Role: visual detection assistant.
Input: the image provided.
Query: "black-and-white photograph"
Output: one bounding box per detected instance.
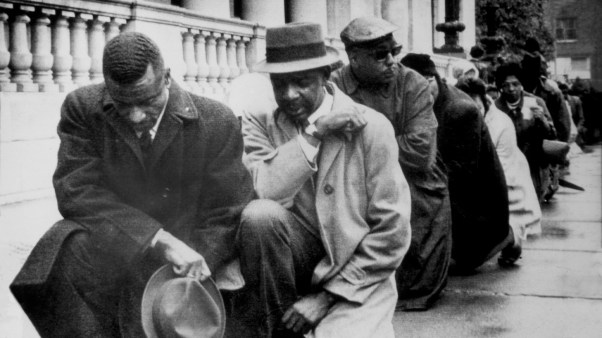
[0,0,600,337]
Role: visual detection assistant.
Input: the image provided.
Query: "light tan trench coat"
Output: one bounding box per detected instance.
[241,83,412,338]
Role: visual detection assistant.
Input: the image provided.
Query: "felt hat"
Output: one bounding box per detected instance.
[141,265,226,338]
[340,17,398,47]
[254,22,339,73]
[400,53,439,77]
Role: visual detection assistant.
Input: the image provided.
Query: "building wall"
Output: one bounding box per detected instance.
[546,0,602,89]
[0,0,476,205]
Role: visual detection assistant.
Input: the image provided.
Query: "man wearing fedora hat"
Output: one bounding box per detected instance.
[331,17,452,311]
[233,22,411,338]
[10,32,254,337]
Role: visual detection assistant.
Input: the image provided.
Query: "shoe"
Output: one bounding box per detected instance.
[483,227,514,263]
[498,241,522,267]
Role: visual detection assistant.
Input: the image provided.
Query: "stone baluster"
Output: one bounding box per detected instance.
[182,29,199,93]
[194,32,210,95]
[88,15,105,83]
[104,17,121,42]
[52,12,73,91]
[0,12,15,91]
[227,36,239,82]
[216,34,229,94]
[70,13,91,86]
[32,11,57,91]
[205,32,220,97]
[236,38,249,75]
[10,11,37,92]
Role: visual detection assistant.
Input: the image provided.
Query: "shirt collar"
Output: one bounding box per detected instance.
[146,94,169,139]
[307,88,334,125]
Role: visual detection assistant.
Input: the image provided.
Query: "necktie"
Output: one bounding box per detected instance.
[139,130,153,165]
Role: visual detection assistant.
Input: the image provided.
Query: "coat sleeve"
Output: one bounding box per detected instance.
[241,109,315,208]
[396,71,438,174]
[192,103,256,270]
[53,90,163,264]
[535,97,556,140]
[323,114,411,304]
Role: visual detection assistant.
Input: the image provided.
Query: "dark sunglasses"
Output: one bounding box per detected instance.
[365,45,403,61]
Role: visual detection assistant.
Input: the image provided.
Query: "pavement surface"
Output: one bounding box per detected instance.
[0,144,600,338]
[394,144,602,338]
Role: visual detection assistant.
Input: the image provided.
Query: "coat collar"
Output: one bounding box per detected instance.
[336,65,360,95]
[103,82,198,170]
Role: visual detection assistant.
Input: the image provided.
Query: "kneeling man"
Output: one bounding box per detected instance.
[231,22,411,338]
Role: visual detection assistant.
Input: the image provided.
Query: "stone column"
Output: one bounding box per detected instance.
[52,12,73,91]
[241,0,285,27]
[88,16,105,83]
[10,12,37,92]
[216,34,229,94]
[205,32,220,97]
[32,11,57,91]
[236,38,248,75]
[181,0,230,18]
[194,32,210,95]
[70,13,91,86]
[382,0,409,50]
[0,12,16,91]
[227,37,239,82]
[288,0,328,33]
[104,17,121,42]
[182,29,199,93]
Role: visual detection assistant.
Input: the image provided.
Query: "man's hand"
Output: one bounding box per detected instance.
[282,291,338,334]
[153,230,211,281]
[530,106,545,121]
[314,106,367,137]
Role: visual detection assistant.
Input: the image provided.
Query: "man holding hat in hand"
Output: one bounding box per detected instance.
[235,22,411,337]
[331,17,452,311]
[11,32,253,337]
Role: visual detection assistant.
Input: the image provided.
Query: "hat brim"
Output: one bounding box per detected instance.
[254,46,340,74]
[141,265,226,338]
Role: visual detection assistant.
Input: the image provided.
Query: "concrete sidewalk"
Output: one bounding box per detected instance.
[394,144,602,337]
[0,145,600,337]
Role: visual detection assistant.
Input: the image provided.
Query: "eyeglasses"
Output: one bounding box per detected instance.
[365,45,403,61]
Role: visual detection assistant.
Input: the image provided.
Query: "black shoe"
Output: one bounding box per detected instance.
[498,242,522,267]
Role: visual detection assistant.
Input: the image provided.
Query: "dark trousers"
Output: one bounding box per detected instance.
[225,199,325,338]
[38,231,160,337]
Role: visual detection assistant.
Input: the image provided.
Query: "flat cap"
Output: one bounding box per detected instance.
[340,17,398,47]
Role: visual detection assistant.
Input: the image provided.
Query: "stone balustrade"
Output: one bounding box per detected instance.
[0,0,265,100]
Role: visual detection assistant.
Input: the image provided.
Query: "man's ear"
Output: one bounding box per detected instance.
[164,68,171,87]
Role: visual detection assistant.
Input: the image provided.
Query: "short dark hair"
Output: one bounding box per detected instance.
[494,62,523,89]
[455,77,490,113]
[400,53,439,77]
[103,32,165,84]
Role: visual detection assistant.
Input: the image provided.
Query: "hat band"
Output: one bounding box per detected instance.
[266,42,326,63]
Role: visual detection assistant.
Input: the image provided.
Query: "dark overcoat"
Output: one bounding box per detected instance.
[435,83,510,268]
[10,82,254,336]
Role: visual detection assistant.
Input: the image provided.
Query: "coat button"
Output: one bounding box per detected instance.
[323,184,334,195]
